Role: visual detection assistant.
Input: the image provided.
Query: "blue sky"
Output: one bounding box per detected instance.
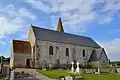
[0,0,120,61]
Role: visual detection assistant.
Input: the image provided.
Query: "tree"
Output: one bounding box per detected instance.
[117,62,120,66]
[0,56,5,63]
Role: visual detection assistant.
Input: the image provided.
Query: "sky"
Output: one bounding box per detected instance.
[0,0,120,61]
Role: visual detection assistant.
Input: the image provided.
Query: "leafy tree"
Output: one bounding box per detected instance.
[0,56,5,63]
[117,62,120,66]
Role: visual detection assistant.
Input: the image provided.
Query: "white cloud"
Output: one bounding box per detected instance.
[101,0,120,12]
[24,0,120,32]
[98,38,120,60]
[19,33,28,40]
[98,38,120,58]
[24,0,97,32]
[25,0,51,13]
[0,4,36,39]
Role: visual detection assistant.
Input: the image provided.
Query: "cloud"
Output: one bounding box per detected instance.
[98,38,120,60]
[0,4,36,39]
[24,0,120,33]
[0,40,6,46]
[24,0,97,32]
[19,33,28,40]
[24,0,52,13]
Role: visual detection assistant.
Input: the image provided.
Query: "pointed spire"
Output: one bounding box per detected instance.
[56,17,64,32]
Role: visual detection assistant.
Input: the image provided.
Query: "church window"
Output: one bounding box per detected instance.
[66,48,69,56]
[49,46,53,55]
[83,50,85,57]
[36,44,39,48]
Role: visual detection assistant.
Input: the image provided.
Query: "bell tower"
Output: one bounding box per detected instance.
[56,17,64,32]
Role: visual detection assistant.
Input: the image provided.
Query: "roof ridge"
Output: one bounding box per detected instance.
[31,25,101,48]
[31,25,90,39]
[13,39,29,43]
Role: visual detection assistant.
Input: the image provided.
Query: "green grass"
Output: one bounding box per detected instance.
[38,69,120,80]
[100,68,110,73]
[0,74,3,80]
[82,74,120,80]
[38,69,80,79]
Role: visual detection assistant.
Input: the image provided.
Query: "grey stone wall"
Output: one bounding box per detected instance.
[35,40,96,68]
[14,53,31,68]
[99,51,109,67]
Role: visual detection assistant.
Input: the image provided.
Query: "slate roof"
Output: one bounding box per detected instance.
[32,26,101,48]
[13,40,31,53]
[88,48,104,62]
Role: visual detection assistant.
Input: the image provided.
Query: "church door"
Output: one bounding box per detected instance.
[26,59,30,68]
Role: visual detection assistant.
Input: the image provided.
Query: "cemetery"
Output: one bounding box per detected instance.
[1,55,120,80]
[37,61,120,80]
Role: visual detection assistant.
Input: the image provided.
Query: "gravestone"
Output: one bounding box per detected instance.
[49,63,52,69]
[116,68,120,73]
[76,62,80,74]
[97,68,100,74]
[42,61,47,70]
[71,61,74,73]
[59,76,65,80]
[10,70,15,80]
[95,68,100,74]
[65,76,73,80]
[74,76,84,80]
[0,64,1,72]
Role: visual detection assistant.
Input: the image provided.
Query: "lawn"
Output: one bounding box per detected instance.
[38,69,120,80]
[82,74,120,80]
[38,69,80,79]
[0,74,3,80]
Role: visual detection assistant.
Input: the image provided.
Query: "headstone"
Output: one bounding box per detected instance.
[10,70,15,80]
[49,63,52,69]
[74,76,84,80]
[115,64,118,67]
[98,68,100,74]
[42,61,46,70]
[71,61,74,73]
[59,76,65,80]
[65,76,73,80]
[76,62,80,74]
[117,68,120,73]
[0,64,1,72]
[95,68,100,74]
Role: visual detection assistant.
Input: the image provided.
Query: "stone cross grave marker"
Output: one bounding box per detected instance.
[71,61,74,73]
[76,61,80,74]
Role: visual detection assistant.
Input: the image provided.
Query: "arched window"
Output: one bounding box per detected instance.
[66,48,69,56]
[72,48,76,60]
[83,50,85,57]
[49,46,53,55]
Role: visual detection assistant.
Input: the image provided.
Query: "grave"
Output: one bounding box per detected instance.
[71,61,74,73]
[75,62,80,74]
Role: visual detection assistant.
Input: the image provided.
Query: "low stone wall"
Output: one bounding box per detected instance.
[58,76,84,80]
[10,70,39,80]
[116,68,120,73]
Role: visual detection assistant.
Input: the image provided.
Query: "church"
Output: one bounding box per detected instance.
[10,18,109,69]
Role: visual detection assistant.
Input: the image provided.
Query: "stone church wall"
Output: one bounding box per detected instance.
[14,53,31,68]
[35,40,96,68]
